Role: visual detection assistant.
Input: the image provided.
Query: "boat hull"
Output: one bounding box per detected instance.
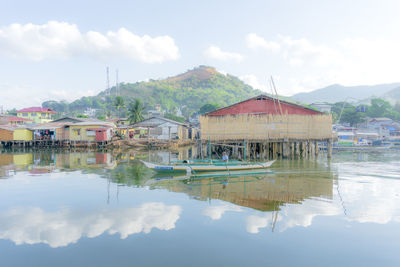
[141,160,275,173]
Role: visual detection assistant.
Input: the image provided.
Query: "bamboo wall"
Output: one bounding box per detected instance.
[200,114,333,141]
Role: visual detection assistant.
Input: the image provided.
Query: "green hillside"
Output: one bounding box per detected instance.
[43,66,262,117]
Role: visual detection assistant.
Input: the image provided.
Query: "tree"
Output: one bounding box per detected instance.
[340,107,365,126]
[367,98,391,118]
[7,108,17,116]
[199,103,220,114]
[127,99,145,124]
[113,96,125,118]
[164,113,185,123]
[77,114,89,118]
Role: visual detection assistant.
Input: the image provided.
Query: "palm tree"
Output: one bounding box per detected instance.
[113,96,125,118]
[128,99,145,124]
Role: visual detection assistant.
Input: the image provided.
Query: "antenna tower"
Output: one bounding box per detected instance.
[106,66,110,95]
[116,69,119,96]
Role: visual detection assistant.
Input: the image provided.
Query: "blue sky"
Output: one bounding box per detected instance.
[1,0,400,109]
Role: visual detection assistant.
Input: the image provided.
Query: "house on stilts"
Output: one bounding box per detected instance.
[200,95,333,159]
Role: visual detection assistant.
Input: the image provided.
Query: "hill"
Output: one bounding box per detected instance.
[43,66,263,117]
[291,83,400,104]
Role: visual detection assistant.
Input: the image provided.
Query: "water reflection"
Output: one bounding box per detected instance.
[150,160,336,212]
[0,203,181,248]
[1,149,400,240]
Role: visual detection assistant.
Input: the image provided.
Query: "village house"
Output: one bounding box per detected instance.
[13,128,33,141]
[0,126,14,141]
[200,95,333,159]
[0,115,33,126]
[131,117,192,140]
[16,107,57,124]
[68,121,115,142]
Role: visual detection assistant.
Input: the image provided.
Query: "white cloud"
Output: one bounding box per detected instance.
[239,74,268,91]
[202,204,242,220]
[247,33,400,95]
[0,202,181,248]
[204,45,243,62]
[0,21,180,63]
[0,83,98,109]
[246,33,280,52]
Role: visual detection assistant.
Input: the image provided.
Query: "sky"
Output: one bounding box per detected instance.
[1,0,400,109]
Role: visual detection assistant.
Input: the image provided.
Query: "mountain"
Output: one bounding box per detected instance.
[291,83,400,104]
[381,87,400,104]
[43,66,263,117]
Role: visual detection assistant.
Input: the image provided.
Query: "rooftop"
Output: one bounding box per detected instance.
[16,107,57,113]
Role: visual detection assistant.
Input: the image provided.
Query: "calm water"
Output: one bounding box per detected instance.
[0,149,400,266]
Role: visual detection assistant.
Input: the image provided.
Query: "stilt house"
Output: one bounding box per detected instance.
[200,95,333,159]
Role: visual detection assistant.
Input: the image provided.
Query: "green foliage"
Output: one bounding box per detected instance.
[331,98,400,125]
[41,66,262,118]
[199,103,220,114]
[340,106,366,126]
[164,113,185,123]
[367,98,393,118]
[77,114,89,118]
[113,96,125,117]
[97,115,106,121]
[128,99,145,124]
[7,108,17,116]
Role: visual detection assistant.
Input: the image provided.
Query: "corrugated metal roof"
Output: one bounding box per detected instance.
[72,121,115,127]
[16,107,57,113]
[131,116,187,128]
[205,94,322,116]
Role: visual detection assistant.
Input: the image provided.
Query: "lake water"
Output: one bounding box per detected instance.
[0,149,400,266]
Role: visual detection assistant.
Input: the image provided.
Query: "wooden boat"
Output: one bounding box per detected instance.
[140,160,275,174]
[144,169,274,186]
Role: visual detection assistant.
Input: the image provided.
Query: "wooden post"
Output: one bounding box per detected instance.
[315,141,319,156]
[327,139,333,158]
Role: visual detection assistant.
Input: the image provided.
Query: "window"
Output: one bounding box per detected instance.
[31,113,36,117]
[22,113,28,117]
[74,129,81,136]
[86,130,95,136]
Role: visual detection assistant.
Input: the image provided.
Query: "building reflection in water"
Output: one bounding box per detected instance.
[149,159,337,212]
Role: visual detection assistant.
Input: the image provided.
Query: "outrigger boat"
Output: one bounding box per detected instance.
[140,159,275,174]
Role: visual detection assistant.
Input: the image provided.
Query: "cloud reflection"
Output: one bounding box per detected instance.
[202,204,243,220]
[246,199,342,234]
[0,202,181,248]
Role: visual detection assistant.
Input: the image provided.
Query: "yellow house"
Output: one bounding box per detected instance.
[16,107,57,124]
[13,129,33,141]
[69,122,114,141]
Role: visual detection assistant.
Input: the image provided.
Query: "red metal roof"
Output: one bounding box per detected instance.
[6,116,33,122]
[16,107,57,113]
[206,95,322,116]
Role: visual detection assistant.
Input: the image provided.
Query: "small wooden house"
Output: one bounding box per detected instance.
[131,117,189,140]
[16,107,57,124]
[69,121,114,142]
[0,126,14,141]
[13,128,33,141]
